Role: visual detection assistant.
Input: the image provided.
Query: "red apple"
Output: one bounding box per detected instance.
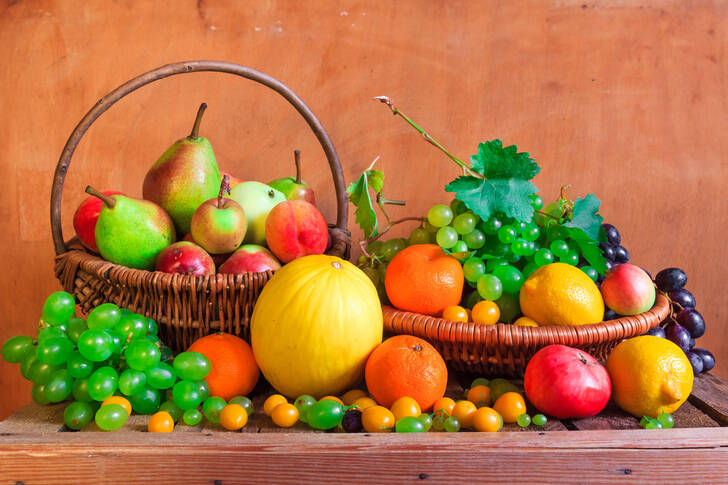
[524,344,611,419]
[182,233,232,268]
[601,263,656,315]
[154,241,215,276]
[265,200,328,263]
[73,190,123,252]
[218,244,281,274]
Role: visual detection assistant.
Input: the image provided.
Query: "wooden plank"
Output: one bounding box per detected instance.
[0,403,66,434]
[565,401,641,431]
[672,400,720,428]
[690,373,728,426]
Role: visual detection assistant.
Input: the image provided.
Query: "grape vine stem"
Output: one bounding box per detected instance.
[360,216,425,258]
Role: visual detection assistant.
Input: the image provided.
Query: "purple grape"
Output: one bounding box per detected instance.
[685,351,704,374]
[693,348,715,372]
[688,337,695,350]
[614,245,630,263]
[668,289,696,311]
[599,242,616,261]
[602,223,621,246]
[655,268,687,292]
[676,309,705,338]
[645,327,666,338]
[665,324,691,352]
[603,309,619,321]
[341,409,363,433]
[605,260,616,271]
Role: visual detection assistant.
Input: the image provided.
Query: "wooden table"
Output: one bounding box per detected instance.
[2,373,728,484]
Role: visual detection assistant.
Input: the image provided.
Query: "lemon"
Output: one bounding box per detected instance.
[519,262,604,326]
[606,335,693,418]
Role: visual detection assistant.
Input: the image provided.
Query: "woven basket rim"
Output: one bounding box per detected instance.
[382,293,670,345]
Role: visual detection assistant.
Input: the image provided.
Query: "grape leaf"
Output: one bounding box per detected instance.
[445,140,540,223]
[567,227,607,275]
[346,169,384,238]
[564,194,603,241]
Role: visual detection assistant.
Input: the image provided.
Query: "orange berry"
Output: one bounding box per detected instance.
[390,396,421,421]
[451,400,478,428]
[472,407,503,432]
[264,394,287,416]
[148,411,174,433]
[361,405,395,433]
[442,305,468,323]
[341,389,368,406]
[102,396,132,416]
[320,395,344,405]
[271,403,299,428]
[514,316,539,327]
[466,385,491,408]
[493,392,527,423]
[432,397,456,416]
[220,403,248,430]
[472,300,500,325]
[352,397,378,410]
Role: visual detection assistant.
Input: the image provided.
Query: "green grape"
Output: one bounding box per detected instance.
[463,229,485,249]
[491,243,510,258]
[197,380,210,401]
[87,303,122,330]
[183,409,203,426]
[522,222,540,242]
[515,221,527,234]
[119,369,147,396]
[431,411,447,431]
[31,382,50,405]
[173,352,211,381]
[44,369,73,402]
[580,266,598,282]
[145,362,176,390]
[560,250,579,266]
[443,416,461,432]
[546,225,569,241]
[645,420,663,429]
[160,346,173,363]
[66,351,94,379]
[88,366,118,401]
[493,265,524,294]
[293,394,316,423]
[159,400,184,422]
[72,377,93,402]
[657,411,674,429]
[477,274,503,301]
[381,238,407,261]
[21,352,38,380]
[105,329,124,355]
[453,213,476,235]
[366,240,385,258]
[172,380,203,410]
[423,221,439,233]
[307,399,344,430]
[418,413,433,432]
[511,239,531,257]
[530,194,544,211]
[128,386,161,415]
[230,396,254,416]
[471,377,490,387]
[115,313,148,340]
[64,401,94,430]
[427,204,454,228]
[482,217,502,235]
[497,226,517,244]
[495,293,521,323]
[37,337,73,366]
[450,198,467,215]
[77,329,113,362]
[145,334,161,346]
[41,291,76,327]
[1,335,34,363]
[66,318,87,344]
[465,290,483,309]
[522,263,539,279]
[361,267,380,287]
[95,403,128,431]
[463,258,486,283]
[125,340,161,371]
[436,227,458,249]
[451,240,468,255]
[203,396,227,423]
[395,416,425,433]
[549,240,569,258]
[534,248,554,267]
[485,258,508,272]
[507,253,522,264]
[29,360,60,384]
[147,318,158,335]
[517,413,531,427]
[38,326,66,345]
[532,414,547,426]
[408,227,431,246]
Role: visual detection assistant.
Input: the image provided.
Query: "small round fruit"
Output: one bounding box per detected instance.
[203,396,227,423]
[148,411,175,432]
[395,416,425,433]
[489,378,520,402]
[532,414,548,426]
[95,403,128,431]
[361,405,395,433]
[341,409,364,432]
[341,389,368,406]
[451,400,477,428]
[493,392,527,423]
[390,396,421,421]
[229,396,254,416]
[443,416,461,432]
[471,377,489,388]
[432,397,456,416]
[264,394,288,416]
[307,399,344,430]
[220,404,248,430]
[64,401,94,430]
[271,403,299,428]
[471,300,500,325]
[418,413,433,431]
[101,396,132,416]
[183,409,203,426]
[514,316,539,327]
[320,395,344,405]
[352,397,377,410]
[517,413,531,427]
[471,407,503,432]
[466,385,491,408]
[442,305,468,323]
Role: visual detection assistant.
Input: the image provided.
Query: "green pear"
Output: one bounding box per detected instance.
[268,150,316,205]
[229,181,285,245]
[143,103,222,234]
[87,186,176,270]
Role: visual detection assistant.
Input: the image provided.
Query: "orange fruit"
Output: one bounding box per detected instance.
[472,407,503,432]
[390,396,421,421]
[432,397,456,416]
[361,405,395,433]
[451,400,477,428]
[188,332,259,401]
[466,385,491,408]
[341,389,368,405]
[385,244,464,316]
[365,335,448,411]
[320,396,344,405]
[102,396,132,416]
[352,397,377,410]
[514,316,539,327]
[442,305,468,322]
[493,392,527,423]
[220,404,248,430]
[472,301,500,325]
[264,394,288,416]
[148,411,174,433]
[271,403,299,428]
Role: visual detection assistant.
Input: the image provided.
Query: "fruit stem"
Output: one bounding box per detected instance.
[294,150,303,184]
[218,174,231,207]
[188,103,207,140]
[377,193,406,206]
[85,186,116,208]
[374,96,483,178]
[359,216,425,258]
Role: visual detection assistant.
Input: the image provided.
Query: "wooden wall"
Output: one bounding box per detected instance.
[1,0,726,419]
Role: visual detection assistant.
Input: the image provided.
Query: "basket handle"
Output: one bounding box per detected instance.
[50,60,348,255]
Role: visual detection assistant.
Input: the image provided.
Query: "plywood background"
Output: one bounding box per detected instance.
[0,0,726,420]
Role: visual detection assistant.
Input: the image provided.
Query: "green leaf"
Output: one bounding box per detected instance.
[446,176,538,223]
[366,169,384,193]
[564,194,603,241]
[346,170,382,238]
[567,227,607,275]
[470,140,540,180]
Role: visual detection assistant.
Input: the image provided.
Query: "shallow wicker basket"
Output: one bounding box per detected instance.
[51,61,350,353]
[383,294,670,377]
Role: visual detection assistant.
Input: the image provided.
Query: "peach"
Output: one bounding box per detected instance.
[264,200,328,263]
[601,263,656,316]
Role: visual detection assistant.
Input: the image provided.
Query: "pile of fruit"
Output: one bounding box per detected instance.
[73,103,328,276]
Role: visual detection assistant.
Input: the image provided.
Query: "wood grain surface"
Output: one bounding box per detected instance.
[1,0,727,420]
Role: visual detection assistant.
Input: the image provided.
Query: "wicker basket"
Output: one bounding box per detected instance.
[383,294,671,377]
[51,61,350,353]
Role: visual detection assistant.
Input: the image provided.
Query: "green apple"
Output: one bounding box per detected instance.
[229,181,285,245]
